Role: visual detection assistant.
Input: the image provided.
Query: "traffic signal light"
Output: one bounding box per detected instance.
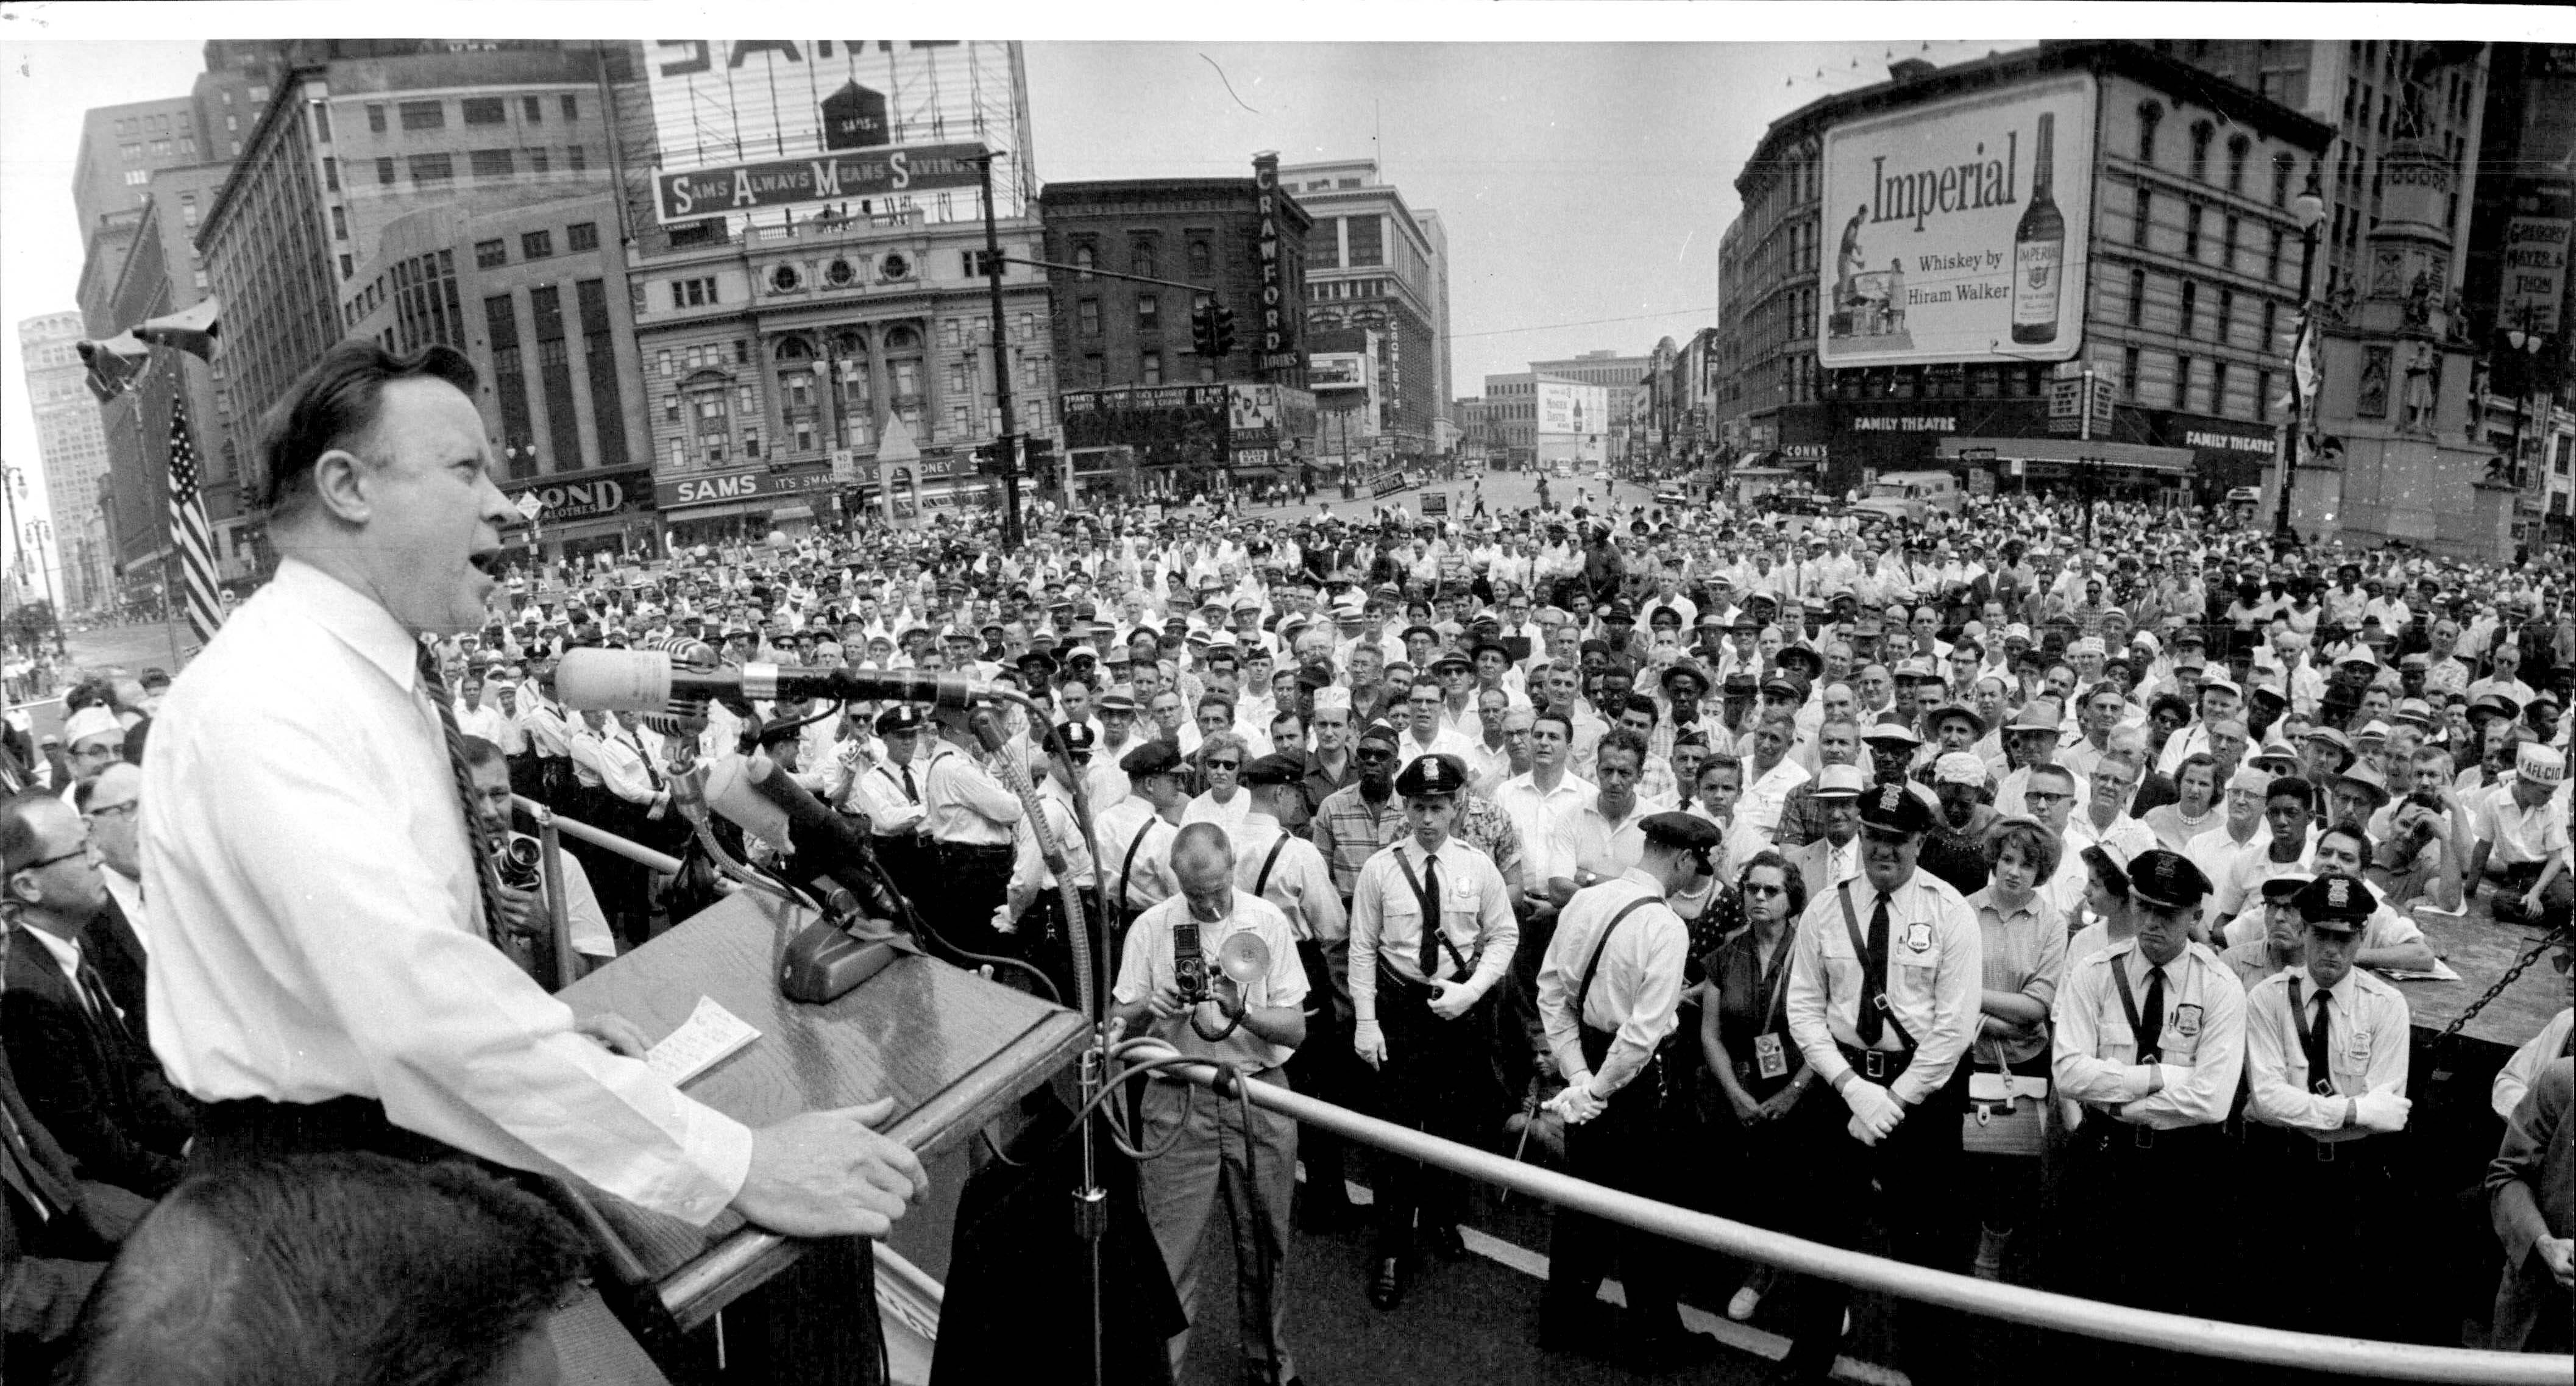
[1210,303,1235,357]
[1191,297,1219,358]
[1021,436,1057,478]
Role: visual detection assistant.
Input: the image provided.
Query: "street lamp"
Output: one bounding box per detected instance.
[2501,304,2550,488]
[2274,169,2329,545]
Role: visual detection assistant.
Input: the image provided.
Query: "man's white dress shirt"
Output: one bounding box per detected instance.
[140,559,751,1225]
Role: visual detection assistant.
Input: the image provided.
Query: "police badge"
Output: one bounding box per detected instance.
[1901,920,1932,954]
[2171,1003,2204,1039]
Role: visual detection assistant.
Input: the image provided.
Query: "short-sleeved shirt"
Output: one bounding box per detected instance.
[2243,965,2411,1142]
[1965,886,2068,1068]
[2051,939,2246,1131]
[1113,890,1309,1069]
[2474,778,2571,869]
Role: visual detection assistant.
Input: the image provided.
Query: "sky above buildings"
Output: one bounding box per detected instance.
[1,2,2561,581]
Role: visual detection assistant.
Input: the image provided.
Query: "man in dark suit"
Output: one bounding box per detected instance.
[69,763,150,1036]
[1781,765,1866,903]
[0,791,196,1198]
[0,1039,146,1377]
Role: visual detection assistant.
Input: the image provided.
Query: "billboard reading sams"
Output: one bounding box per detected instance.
[1818,74,2097,368]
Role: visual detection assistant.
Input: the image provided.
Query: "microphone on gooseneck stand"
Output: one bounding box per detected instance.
[555,647,999,717]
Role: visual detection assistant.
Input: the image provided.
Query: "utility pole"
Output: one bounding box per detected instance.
[974,151,1023,551]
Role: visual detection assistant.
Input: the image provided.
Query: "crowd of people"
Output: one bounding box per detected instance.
[0,374,2569,1381]
[414,476,2574,1380]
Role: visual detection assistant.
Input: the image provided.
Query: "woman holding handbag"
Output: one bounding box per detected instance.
[1957,818,2069,1281]
[1698,850,1823,1322]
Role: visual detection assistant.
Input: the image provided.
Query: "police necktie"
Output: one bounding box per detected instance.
[1416,850,1444,979]
[2305,989,2335,1095]
[1856,892,1892,1046]
[900,762,920,804]
[417,644,507,946]
[2136,964,2168,1064]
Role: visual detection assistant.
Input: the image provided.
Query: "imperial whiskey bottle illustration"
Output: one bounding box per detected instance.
[2012,111,2064,344]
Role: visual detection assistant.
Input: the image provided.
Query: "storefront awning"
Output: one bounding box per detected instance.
[1936,435,2195,475]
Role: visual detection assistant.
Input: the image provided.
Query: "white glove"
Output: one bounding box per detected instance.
[1426,979,1475,1021]
[1842,1079,1906,1145]
[1353,1019,1387,1068]
[1545,1078,1607,1125]
[989,905,1018,936]
[2352,1087,2411,1133]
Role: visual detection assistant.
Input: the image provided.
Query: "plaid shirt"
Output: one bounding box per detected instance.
[1311,783,1527,900]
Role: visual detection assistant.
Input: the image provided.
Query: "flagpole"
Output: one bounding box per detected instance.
[151,350,186,672]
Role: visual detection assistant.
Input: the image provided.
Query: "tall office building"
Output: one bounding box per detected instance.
[1287,159,1450,461]
[13,314,112,613]
[71,54,278,595]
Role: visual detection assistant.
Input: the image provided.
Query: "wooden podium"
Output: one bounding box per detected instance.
[553,890,1088,1362]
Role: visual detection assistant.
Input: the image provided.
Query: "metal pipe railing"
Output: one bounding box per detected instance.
[1120,1041,2568,1385]
[531,803,577,992]
[512,795,686,875]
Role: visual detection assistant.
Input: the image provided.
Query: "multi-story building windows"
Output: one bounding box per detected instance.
[367,103,387,133]
[1137,294,1158,333]
[399,99,444,131]
[2123,346,2143,401]
[486,293,535,475]
[2179,281,2198,338]
[1141,349,1162,385]
[1077,298,1101,339]
[408,153,453,185]
[2185,204,2204,261]
[2127,268,2148,327]
[470,148,514,179]
[566,221,597,253]
[2173,354,2195,411]
[461,96,506,126]
[521,229,553,260]
[2135,187,2153,248]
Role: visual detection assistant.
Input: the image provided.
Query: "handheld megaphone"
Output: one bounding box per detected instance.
[1216,931,1272,987]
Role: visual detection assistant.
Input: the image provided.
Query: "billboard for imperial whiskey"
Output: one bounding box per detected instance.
[1818,74,2098,368]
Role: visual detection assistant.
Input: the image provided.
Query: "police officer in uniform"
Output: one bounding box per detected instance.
[2051,848,2246,1343]
[921,702,1024,958]
[1096,741,1189,945]
[1535,811,1724,1370]
[2243,872,2413,1336]
[1348,752,1518,1310]
[850,706,931,906]
[1779,780,1981,1386]
[1237,752,1358,1229]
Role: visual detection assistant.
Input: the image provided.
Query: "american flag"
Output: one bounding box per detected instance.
[167,393,224,646]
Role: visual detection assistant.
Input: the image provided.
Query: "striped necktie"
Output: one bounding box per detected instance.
[417,642,506,946]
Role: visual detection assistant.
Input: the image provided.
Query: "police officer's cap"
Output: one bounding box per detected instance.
[2126,848,2213,912]
[1120,741,1185,778]
[1856,780,1934,835]
[2290,873,2375,931]
[1241,753,1305,787]
[1393,753,1470,798]
[875,706,928,736]
[1054,721,1098,755]
[1639,811,1722,855]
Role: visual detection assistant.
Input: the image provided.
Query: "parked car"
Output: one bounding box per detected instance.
[1850,469,1964,524]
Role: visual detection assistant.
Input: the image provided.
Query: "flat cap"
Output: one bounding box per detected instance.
[2126,848,2213,912]
[1639,811,1723,854]
[2290,873,2375,931]
[1119,741,1185,778]
[1857,778,1934,834]
[1241,753,1305,787]
[1394,753,1471,797]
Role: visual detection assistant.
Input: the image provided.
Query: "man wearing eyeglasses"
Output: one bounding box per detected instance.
[69,764,150,1034]
[0,792,197,1199]
[1393,680,1475,776]
[55,708,125,808]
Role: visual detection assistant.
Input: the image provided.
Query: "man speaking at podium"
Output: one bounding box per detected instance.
[138,345,924,1248]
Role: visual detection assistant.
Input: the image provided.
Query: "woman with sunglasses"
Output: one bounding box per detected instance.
[1698,850,1817,1324]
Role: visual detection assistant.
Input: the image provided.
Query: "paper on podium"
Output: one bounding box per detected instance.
[647,996,761,1087]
